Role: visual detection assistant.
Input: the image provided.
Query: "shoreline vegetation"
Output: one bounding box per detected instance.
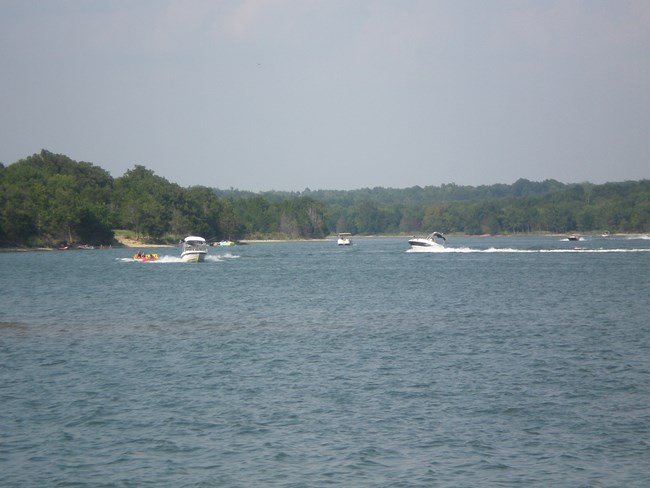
[1,150,649,249]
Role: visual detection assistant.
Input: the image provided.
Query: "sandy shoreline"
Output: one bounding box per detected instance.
[114,235,175,248]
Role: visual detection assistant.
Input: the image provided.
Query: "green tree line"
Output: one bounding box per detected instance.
[0,150,329,247]
[1,150,648,247]
[218,179,650,236]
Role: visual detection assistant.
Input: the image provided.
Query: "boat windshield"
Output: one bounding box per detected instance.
[183,241,207,251]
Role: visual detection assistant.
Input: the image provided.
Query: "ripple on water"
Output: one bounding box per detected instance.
[1,239,650,486]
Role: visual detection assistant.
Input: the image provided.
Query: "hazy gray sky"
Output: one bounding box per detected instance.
[2,0,648,191]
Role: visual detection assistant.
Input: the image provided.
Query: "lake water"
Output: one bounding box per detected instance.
[1,235,649,487]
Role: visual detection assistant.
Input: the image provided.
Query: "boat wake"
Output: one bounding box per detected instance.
[205,253,240,262]
[407,246,463,253]
[117,253,240,263]
[211,252,240,260]
[407,247,650,254]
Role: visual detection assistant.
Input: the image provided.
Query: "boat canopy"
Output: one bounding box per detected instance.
[184,236,206,242]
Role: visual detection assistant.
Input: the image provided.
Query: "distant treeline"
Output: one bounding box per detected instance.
[217,179,650,236]
[1,150,649,247]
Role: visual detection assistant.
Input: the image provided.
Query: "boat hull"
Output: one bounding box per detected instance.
[181,251,206,263]
[408,232,446,249]
[408,239,444,248]
[336,233,352,246]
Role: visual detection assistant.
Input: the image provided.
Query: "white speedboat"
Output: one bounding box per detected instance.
[337,233,353,246]
[181,236,208,262]
[408,232,446,249]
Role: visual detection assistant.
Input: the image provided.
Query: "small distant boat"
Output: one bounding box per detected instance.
[337,233,353,246]
[181,236,208,262]
[408,232,446,249]
[133,252,159,262]
[567,235,580,241]
[217,240,235,247]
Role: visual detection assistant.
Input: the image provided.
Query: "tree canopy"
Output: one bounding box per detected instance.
[1,150,648,248]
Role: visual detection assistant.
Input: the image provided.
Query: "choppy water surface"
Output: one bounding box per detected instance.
[1,235,649,487]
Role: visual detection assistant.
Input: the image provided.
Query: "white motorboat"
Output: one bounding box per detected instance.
[408,232,446,249]
[337,233,353,246]
[181,236,208,262]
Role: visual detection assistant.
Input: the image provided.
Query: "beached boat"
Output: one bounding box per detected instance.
[181,236,207,262]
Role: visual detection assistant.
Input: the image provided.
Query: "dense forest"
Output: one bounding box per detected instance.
[1,150,649,248]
